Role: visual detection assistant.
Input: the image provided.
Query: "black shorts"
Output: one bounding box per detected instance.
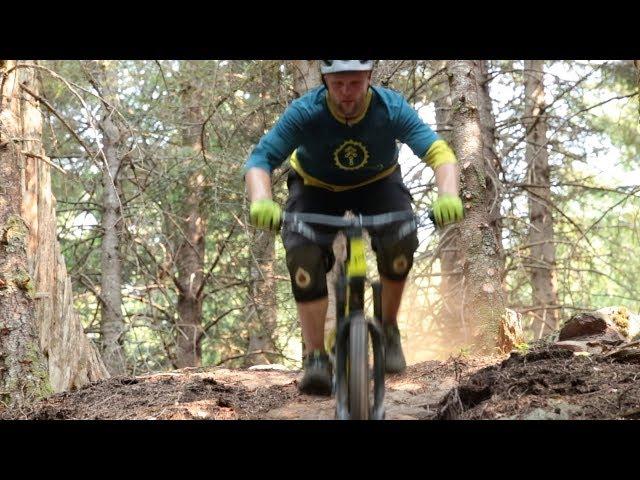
[281,167,417,263]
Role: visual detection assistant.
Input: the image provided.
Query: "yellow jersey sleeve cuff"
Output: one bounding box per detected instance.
[422,139,458,170]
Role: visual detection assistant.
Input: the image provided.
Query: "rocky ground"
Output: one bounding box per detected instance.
[439,343,640,419]
[438,306,640,420]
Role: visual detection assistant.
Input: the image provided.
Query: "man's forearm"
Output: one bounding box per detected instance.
[434,163,459,196]
[245,167,273,202]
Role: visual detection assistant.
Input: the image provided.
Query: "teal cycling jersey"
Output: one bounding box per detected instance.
[243,85,443,191]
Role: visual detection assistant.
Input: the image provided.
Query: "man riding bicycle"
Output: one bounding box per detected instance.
[244,60,464,395]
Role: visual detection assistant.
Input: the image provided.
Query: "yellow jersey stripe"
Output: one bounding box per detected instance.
[422,139,458,169]
[289,150,398,192]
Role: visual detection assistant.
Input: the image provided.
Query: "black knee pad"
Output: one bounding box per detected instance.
[286,244,334,302]
[373,232,419,281]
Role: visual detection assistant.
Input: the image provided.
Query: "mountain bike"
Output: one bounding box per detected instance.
[282,210,423,420]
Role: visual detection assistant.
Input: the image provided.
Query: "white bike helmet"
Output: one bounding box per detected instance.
[320,60,374,74]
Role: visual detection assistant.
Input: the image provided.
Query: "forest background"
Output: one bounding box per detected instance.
[1,60,638,406]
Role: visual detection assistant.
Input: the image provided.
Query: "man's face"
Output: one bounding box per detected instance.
[324,70,371,119]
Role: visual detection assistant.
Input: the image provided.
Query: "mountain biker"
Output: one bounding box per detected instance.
[243,60,463,395]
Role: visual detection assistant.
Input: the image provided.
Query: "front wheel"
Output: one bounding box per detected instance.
[349,313,370,420]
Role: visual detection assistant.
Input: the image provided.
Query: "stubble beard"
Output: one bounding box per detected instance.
[338,97,364,119]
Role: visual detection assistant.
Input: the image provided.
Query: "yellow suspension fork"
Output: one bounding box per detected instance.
[345,235,367,317]
[335,231,386,420]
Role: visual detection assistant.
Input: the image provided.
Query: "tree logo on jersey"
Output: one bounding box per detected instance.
[334,140,369,171]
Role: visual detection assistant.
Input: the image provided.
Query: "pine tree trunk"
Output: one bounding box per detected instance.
[240,66,285,366]
[434,63,464,335]
[244,230,277,365]
[292,60,321,96]
[91,61,127,375]
[19,62,108,391]
[447,60,507,351]
[0,60,50,407]
[175,71,206,368]
[174,194,205,370]
[635,61,640,121]
[244,61,323,366]
[477,61,504,266]
[524,60,558,338]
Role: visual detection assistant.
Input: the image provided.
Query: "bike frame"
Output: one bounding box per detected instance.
[334,226,386,420]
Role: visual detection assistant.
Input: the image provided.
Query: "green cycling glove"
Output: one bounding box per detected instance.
[250,199,282,231]
[433,194,464,228]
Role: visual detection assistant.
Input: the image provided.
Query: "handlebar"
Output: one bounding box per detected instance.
[282,210,416,228]
[281,210,434,246]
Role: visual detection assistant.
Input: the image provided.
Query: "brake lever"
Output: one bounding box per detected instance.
[277,211,290,233]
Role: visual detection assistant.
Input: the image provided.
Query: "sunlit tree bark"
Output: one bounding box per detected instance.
[0,60,50,407]
[447,60,507,351]
[524,60,559,338]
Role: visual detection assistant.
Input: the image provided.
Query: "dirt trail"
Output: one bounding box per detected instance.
[4,343,640,420]
[261,357,496,420]
[0,357,496,420]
